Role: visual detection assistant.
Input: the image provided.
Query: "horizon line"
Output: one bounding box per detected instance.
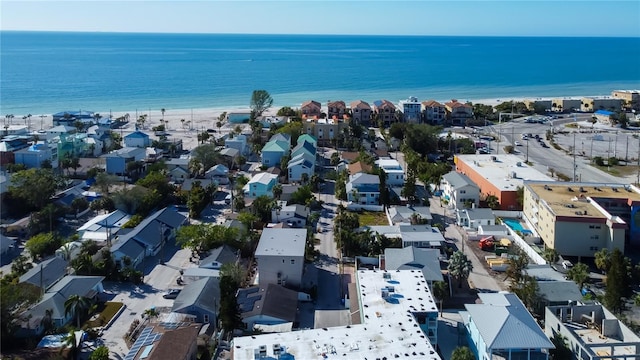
[2,29,639,39]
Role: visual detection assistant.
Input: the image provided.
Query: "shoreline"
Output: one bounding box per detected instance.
[3,92,619,126]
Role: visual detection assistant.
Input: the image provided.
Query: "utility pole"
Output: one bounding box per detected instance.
[573,132,577,181]
[160,223,166,265]
[526,138,529,163]
[625,135,629,163]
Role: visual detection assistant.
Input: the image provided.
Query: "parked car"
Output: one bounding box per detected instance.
[163,289,181,299]
[514,141,522,146]
[562,260,573,270]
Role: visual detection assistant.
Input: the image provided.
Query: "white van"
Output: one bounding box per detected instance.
[224,194,232,204]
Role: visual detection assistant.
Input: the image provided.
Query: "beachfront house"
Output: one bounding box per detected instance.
[399,96,422,123]
[462,292,554,360]
[327,100,347,119]
[445,99,474,126]
[373,99,397,127]
[301,100,322,118]
[243,172,279,198]
[346,172,380,205]
[421,100,447,125]
[350,100,372,127]
[255,228,306,288]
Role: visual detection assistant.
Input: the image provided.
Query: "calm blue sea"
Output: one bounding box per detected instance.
[1,31,639,115]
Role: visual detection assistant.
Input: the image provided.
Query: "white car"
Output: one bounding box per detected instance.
[514,141,522,146]
[562,260,573,270]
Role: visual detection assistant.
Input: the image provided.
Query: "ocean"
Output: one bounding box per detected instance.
[1,31,639,115]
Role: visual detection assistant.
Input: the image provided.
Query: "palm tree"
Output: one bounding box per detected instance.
[432,280,450,316]
[542,248,559,264]
[594,248,611,274]
[451,346,475,360]
[64,329,80,360]
[447,251,473,288]
[161,108,166,120]
[143,308,159,320]
[301,172,309,185]
[64,295,91,328]
[567,262,590,290]
[41,308,55,334]
[272,183,283,200]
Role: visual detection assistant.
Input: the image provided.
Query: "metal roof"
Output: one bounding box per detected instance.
[172,277,220,315]
[463,292,554,350]
[384,247,443,283]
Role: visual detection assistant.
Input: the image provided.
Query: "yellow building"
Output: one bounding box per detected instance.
[303,118,347,146]
[551,98,581,113]
[612,90,640,111]
[523,182,640,257]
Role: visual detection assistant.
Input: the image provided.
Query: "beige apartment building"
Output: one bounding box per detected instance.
[580,97,623,112]
[551,98,581,112]
[444,99,473,126]
[303,117,346,146]
[300,100,322,118]
[523,182,640,257]
[612,90,640,111]
[373,99,397,127]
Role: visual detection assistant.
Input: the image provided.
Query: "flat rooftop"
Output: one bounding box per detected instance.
[456,154,553,191]
[255,228,307,257]
[232,270,440,360]
[527,182,640,218]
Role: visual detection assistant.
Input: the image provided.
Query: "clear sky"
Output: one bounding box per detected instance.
[1,0,639,37]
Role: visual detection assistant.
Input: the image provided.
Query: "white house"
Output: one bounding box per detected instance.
[255,228,306,288]
[375,158,405,186]
[441,171,480,209]
[271,201,309,227]
[346,172,380,205]
[456,208,495,230]
[205,164,230,185]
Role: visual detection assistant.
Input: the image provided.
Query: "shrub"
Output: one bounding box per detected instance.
[593,156,605,166]
[608,157,619,166]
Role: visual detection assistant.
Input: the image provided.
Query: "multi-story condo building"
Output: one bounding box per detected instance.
[551,97,581,113]
[421,100,446,125]
[522,181,640,257]
[300,100,322,118]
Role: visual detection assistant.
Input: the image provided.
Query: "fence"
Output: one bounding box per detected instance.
[346,203,384,212]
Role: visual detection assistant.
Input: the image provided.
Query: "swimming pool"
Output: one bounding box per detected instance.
[503,218,525,232]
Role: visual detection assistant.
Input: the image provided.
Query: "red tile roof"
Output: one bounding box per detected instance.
[350,100,371,110]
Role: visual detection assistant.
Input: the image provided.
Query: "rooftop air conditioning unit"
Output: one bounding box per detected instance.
[273,344,282,356]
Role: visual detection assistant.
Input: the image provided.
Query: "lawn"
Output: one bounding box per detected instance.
[593,164,640,178]
[357,211,389,226]
[84,301,124,329]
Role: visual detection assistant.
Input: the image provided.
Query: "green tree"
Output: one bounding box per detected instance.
[432,280,450,316]
[11,254,33,276]
[89,345,110,360]
[95,172,118,195]
[510,275,540,313]
[277,106,298,117]
[448,251,473,288]
[251,195,275,223]
[289,185,314,206]
[187,181,211,218]
[566,262,590,290]
[272,183,283,200]
[485,195,499,209]
[549,332,573,360]
[8,168,62,209]
[64,295,91,328]
[136,171,176,200]
[604,248,627,313]
[378,170,390,210]
[451,346,475,360]
[25,232,61,260]
[191,143,221,172]
[542,248,559,264]
[219,264,244,331]
[504,248,529,284]
[330,152,340,166]
[250,90,273,117]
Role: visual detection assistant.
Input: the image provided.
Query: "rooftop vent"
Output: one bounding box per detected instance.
[568,187,574,192]
[516,161,522,167]
[579,187,586,193]
[565,204,575,208]
[612,187,618,192]
[491,156,497,161]
[273,344,282,356]
[383,272,391,280]
[544,185,552,191]
[594,187,601,191]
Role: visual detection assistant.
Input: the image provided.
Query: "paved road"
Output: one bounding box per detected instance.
[487,116,625,183]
